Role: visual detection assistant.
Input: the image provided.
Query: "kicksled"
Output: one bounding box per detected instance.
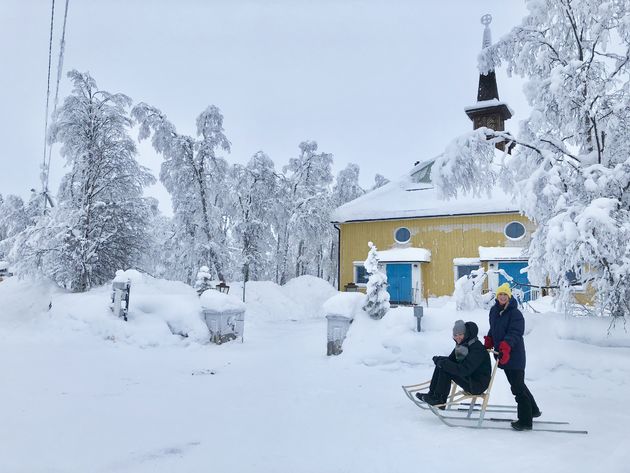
[402,352,588,434]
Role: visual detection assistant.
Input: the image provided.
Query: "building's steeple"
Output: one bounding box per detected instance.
[465,14,512,150]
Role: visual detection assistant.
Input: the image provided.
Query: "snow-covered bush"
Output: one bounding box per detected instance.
[194,266,213,296]
[362,242,390,320]
[454,268,494,311]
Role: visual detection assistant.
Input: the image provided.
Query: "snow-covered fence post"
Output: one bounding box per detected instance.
[110,272,131,321]
[413,305,423,332]
[363,242,390,320]
[200,290,246,344]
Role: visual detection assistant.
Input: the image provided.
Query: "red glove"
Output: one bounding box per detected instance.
[483,336,494,350]
[498,341,511,365]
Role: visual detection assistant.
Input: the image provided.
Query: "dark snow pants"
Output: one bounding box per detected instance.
[428,366,486,402]
[504,369,540,427]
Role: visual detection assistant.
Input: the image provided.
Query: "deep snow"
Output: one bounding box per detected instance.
[0,274,629,473]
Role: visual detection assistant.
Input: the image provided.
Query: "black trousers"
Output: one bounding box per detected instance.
[504,369,540,426]
[428,366,486,401]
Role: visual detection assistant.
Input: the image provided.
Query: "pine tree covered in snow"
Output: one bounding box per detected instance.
[363,242,390,320]
[434,0,630,318]
[13,71,155,291]
[132,103,231,283]
[194,265,213,295]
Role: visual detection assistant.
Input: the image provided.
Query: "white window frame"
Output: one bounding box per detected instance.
[394,226,411,244]
[504,221,527,241]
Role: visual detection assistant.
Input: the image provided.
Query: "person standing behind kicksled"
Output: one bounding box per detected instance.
[484,283,541,431]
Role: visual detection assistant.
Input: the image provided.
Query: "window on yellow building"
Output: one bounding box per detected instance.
[456,265,480,280]
[395,227,411,243]
[504,221,526,240]
[354,265,369,284]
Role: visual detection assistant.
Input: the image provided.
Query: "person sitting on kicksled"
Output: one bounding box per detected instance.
[416,320,491,408]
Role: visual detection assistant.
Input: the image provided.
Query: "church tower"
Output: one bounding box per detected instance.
[464,14,512,151]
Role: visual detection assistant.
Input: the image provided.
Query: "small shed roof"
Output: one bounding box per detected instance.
[377,247,431,263]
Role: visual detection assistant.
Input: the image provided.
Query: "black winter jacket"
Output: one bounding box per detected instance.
[439,322,491,394]
[487,296,526,370]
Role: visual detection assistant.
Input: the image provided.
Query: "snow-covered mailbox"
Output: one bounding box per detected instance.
[200,290,246,344]
[110,272,131,321]
[323,292,365,356]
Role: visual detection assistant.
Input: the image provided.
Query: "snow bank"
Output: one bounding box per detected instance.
[339,297,630,369]
[0,273,338,346]
[234,275,336,322]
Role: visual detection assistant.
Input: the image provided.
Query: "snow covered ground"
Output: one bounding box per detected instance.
[1,274,629,473]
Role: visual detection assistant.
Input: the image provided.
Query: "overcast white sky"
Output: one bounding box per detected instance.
[0,0,528,215]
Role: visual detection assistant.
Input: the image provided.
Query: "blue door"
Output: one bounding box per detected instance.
[386,264,412,304]
[498,262,531,302]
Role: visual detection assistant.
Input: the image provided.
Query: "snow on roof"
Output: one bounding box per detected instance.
[478,246,527,261]
[377,247,431,263]
[464,99,516,116]
[332,161,519,223]
[0,261,8,271]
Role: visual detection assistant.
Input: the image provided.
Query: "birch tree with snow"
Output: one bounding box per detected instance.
[13,71,155,291]
[132,103,231,283]
[275,141,333,284]
[433,0,630,319]
[363,242,390,320]
[231,151,279,284]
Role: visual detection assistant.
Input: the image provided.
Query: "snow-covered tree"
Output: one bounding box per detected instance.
[13,71,155,291]
[363,242,390,320]
[138,198,174,279]
[433,0,630,319]
[0,195,30,245]
[332,163,364,206]
[372,173,390,190]
[231,151,279,284]
[132,103,231,283]
[275,141,333,283]
[194,265,213,295]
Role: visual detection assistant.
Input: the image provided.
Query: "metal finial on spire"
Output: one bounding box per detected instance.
[481,14,492,49]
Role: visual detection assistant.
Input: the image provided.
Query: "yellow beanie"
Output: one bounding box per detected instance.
[496,283,512,298]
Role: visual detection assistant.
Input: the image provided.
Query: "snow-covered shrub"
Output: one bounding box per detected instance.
[362,242,390,320]
[454,267,494,311]
[194,266,213,296]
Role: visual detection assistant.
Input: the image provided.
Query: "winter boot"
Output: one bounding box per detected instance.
[423,394,446,410]
[511,420,532,431]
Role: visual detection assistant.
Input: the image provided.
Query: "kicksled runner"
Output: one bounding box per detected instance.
[402,352,588,434]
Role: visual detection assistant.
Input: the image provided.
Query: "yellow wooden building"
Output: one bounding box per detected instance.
[332,20,539,305]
